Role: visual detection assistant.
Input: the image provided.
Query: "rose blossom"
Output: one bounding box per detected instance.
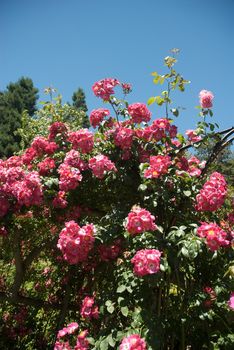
[114,127,134,150]
[131,249,161,276]
[120,334,147,350]
[195,172,227,211]
[80,296,99,319]
[90,108,110,128]
[228,292,234,310]
[57,221,95,264]
[88,154,117,179]
[125,206,157,235]
[92,78,120,101]
[144,155,171,179]
[199,90,214,109]
[128,103,151,124]
[75,330,89,350]
[68,129,94,154]
[197,222,229,251]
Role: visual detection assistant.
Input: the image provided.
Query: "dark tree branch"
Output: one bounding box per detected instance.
[10,230,25,299]
[0,291,61,310]
[201,128,234,177]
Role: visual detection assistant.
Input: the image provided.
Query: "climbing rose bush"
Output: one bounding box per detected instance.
[0,54,234,350]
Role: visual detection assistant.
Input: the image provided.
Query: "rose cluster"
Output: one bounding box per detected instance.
[92,78,120,101]
[120,334,147,350]
[80,296,99,319]
[88,154,117,179]
[131,249,161,276]
[98,239,122,262]
[128,103,151,124]
[68,129,94,154]
[89,108,110,128]
[55,322,89,350]
[144,155,171,179]
[58,163,82,192]
[195,172,227,211]
[197,222,229,251]
[125,206,157,235]
[57,221,95,264]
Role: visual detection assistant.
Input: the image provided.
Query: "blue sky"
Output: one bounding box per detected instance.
[1,0,234,134]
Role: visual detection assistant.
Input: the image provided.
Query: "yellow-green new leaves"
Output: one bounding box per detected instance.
[147,95,164,106]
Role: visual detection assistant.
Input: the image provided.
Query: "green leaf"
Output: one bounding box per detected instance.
[159,76,165,85]
[121,306,129,317]
[183,190,191,197]
[108,334,116,347]
[155,96,164,106]
[147,96,156,105]
[181,247,189,258]
[118,297,124,305]
[100,339,109,350]
[105,300,112,307]
[107,304,115,314]
[117,285,126,293]
[138,184,147,191]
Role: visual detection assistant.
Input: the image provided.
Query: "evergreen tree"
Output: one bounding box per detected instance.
[72,88,90,128]
[0,77,38,158]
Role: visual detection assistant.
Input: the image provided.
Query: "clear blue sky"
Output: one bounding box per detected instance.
[1,0,234,134]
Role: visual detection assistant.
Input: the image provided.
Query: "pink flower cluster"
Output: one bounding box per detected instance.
[38,157,56,176]
[128,103,151,124]
[31,136,58,156]
[57,221,95,264]
[58,163,82,192]
[120,334,147,350]
[195,172,227,211]
[144,155,171,179]
[176,156,205,177]
[52,191,68,208]
[228,292,234,310]
[199,90,214,109]
[55,322,89,350]
[131,249,161,276]
[49,122,68,141]
[90,108,110,128]
[92,78,120,101]
[122,82,132,94]
[64,150,87,171]
[57,322,79,339]
[185,129,202,143]
[125,206,157,235]
[88,154,117,179]
[98,239,122,261]
[3,170,43,208]
[68,129,94,154]
[197,222,229,251]
[75,330,89,350]
[114,127,134,150]
[135,118,177,142]
[203,286,217,308]
[80,296,99,319]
